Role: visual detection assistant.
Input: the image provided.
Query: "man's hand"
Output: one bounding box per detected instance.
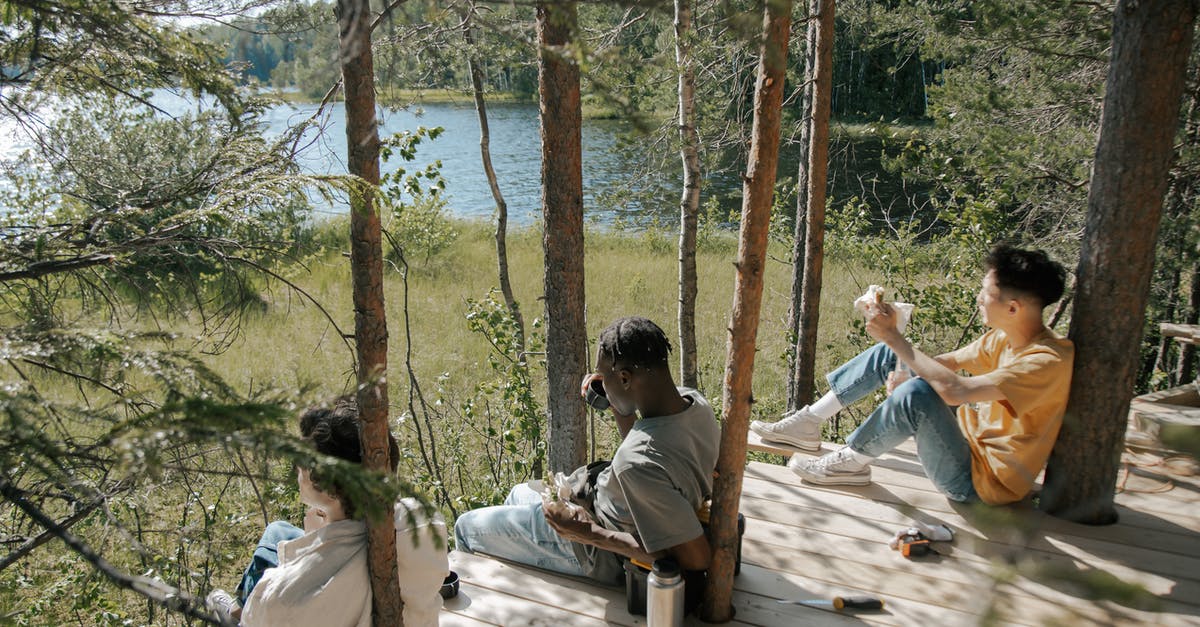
[865,302,903,344]
[303,506,329,532]
[543,504,597,544]
[543,504,660,564]
[885,368,912,395]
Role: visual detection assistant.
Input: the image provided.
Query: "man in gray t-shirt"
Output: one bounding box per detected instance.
[454,317,720,585]
[580,387,719,582]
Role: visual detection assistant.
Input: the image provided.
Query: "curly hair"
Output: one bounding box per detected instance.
[298,396,399,519]
[985,244,1068,307]
[597,317,672,370]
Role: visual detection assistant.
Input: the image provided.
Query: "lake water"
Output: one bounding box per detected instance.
[0,90,674,226]
[1,90,903,228]
[256,98,658,226]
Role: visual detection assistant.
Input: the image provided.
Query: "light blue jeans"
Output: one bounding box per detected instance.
[453,483,586,576]
[236,520,304,602]
[829,343,979,503]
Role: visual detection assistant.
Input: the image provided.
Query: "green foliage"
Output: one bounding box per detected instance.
[697,195,739,254]
[1,96,313,321]
[831,0,936,121]
[892,0,1107,253]
[380,126,458,264]
[1,0,244,118]
[826,194,983,353]
[458,291,546,506]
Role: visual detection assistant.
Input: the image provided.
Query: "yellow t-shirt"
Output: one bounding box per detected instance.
[947,328,1074,505]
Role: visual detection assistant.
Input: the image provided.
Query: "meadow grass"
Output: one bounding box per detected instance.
[0,218,942,625]
[207,219,891,431]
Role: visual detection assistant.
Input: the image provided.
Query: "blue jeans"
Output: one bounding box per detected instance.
[828,343,979,503]
[235,520,304,603]
[453,483,586,576]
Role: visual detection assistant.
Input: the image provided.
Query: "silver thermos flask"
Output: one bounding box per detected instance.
[647,558,684,627]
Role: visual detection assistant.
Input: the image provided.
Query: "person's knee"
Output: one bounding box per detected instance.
[890,377,938,407]
[260,520,302,546]
[504,482,535,505]
[452,511,479,552]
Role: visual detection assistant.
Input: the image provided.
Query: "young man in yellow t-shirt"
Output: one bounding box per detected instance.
[751,245,1073,504]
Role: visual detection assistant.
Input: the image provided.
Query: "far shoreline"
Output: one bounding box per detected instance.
[254,86,651,120]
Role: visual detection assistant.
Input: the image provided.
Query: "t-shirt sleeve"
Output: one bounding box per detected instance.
[977,347,1071,419]
[613,463,705,554]
[946,330,998,375]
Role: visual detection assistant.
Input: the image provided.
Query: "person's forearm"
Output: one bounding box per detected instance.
[934,352,959,371]
[583,523,659,564]
[883,334,969,404]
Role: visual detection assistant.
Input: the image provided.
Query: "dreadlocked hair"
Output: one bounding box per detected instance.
[598,317,672,370]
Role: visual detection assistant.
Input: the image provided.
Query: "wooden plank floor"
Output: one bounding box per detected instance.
[440,434,1200,626]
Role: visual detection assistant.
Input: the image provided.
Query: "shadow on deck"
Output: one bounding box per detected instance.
[439,433,1200,626]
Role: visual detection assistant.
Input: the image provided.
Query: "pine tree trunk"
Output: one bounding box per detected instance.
[786,0,819,411]
[676,0,701,389]
[537,1,588,473]
[335,1,402,624]
[464,4,525,352]
[795,0,836,411]
[700,1,791,621]
[1040,0,1196,524]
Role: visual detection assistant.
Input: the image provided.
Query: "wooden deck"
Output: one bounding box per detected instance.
[439,434,1200,626]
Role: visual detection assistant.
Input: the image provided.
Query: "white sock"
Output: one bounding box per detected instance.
[848,448,876,466]
[807,391,843,421]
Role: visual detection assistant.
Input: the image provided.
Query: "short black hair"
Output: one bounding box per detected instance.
[299,396,399,518]
[598,317,672,370]
[984,244,1067,307]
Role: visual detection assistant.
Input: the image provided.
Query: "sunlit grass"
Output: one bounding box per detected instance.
[205,219,895,428]
[0,217,941,624]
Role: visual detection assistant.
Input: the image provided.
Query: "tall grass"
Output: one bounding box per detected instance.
[209,219,895,432]
[1,217,970,625]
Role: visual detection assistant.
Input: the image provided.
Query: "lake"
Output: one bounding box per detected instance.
[257,98,660,226]
[1,90,909,229]
[0,91,678,226]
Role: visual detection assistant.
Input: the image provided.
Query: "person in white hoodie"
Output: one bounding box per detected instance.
[209,397,448,627]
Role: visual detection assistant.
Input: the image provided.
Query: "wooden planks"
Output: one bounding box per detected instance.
[741,434,1200,625]
[440,433,1200,626]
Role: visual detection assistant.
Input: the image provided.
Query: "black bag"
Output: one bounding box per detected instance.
[559,459,612,515]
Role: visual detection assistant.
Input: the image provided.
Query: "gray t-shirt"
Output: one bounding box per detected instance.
[573,388,720,583]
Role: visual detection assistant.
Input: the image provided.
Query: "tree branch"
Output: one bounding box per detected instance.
[0,254,116,283]
[0,477,234,626]
[0,496,103,573]
[224,255,356,358]
[372,0,412,33]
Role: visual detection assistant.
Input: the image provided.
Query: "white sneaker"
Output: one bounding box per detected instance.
[750,407,822,451]
[788,447,872,485]
[206,589,239,622]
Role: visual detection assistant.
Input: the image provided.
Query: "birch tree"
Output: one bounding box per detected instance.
[460,2,526,351]
[676,0,701,389]
[785,0,819,411]
[793,0,835,411]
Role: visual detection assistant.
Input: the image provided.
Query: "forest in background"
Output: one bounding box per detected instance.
[196,0,1199,390]
[0,0,1197,624]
